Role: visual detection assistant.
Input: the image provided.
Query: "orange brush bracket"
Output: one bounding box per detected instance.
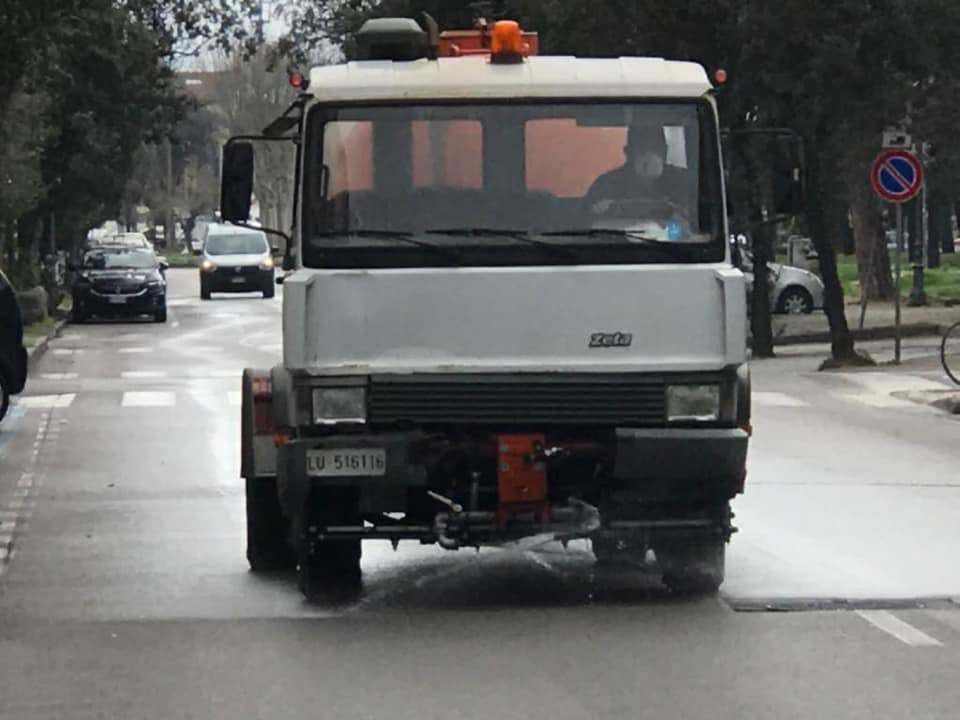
[496,434,548,526]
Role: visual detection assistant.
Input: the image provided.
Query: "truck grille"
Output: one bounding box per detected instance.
[368,374,668,426]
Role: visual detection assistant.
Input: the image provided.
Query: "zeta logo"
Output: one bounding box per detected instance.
[589,332,633,348]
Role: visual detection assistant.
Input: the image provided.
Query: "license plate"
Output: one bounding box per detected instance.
[108,296,127,304]
[230,276,246,284]
[307,448,386,477]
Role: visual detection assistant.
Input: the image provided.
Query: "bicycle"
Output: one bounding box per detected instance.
[941,320,960,385]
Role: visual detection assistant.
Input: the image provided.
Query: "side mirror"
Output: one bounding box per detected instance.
[158,258,169,271]
[221,141,254,223]
[275,275,285,285]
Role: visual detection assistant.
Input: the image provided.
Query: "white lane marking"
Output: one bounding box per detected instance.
[856,610,943,647]
[40,373,79,380]
[121,371,168,379]
[839,373,953,409]
[926,610,960,633]
[752,391,809,408]
[17,394,75,409]
[227,391,242,407]
[52,348,80,356]
[121,391,176,408]
[118,347,152,354]
[210,369,242,378]
[0,547,8,561]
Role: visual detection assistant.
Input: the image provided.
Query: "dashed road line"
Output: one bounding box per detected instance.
[117,347,153,354]
[17,394,76,409]
[121,391,176,408]
[121,371,168,379]
[40,373,79,380]
[856,609,944,647]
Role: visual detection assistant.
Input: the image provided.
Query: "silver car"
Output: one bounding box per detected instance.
[742,254,825,314]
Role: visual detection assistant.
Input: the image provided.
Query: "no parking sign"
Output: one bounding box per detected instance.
[870,148,923,203]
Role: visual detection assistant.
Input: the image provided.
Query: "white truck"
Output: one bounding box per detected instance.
[226,16,801,601]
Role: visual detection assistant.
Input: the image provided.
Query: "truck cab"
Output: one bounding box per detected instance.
[230,17,756,601]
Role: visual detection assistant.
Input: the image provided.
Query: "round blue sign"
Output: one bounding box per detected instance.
[871,149,923,203]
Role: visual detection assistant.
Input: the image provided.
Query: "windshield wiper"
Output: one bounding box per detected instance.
[425,228,579,259]
[312,230,458,258]
[541,228,701,253]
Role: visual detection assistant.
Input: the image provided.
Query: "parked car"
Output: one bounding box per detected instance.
[0,269,28,422]
[742,252,825,314]
[71,246,168,323]
[197,223,276,300]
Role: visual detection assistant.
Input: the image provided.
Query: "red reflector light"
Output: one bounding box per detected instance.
[251,377,272,398]
[289,73,306,89]
[714,68,728,85]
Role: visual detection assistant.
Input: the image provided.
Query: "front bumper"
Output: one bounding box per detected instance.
[74,287,165,316]
[201,266,273,292]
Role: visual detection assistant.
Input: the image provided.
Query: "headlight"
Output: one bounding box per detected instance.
[312,387,366,424]
[666,384,720,422]
[201,259,216,272]
[260,255,274,270]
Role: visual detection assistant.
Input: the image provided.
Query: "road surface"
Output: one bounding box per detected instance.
[1,269,959,719]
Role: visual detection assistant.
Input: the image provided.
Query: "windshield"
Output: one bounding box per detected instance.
[303,101,724,268]
[205,233,269,256]
[82,248,157,270]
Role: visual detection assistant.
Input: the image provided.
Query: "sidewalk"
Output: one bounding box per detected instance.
[772,302,958,346]
[24,318,66,366]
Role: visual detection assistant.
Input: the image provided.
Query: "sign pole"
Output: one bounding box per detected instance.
[870,146,923,365]
[894,202,903,364]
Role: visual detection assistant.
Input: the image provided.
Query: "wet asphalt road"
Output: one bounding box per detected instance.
[1,269,960,719]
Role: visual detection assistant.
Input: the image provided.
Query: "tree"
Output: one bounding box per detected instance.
[206,51,299,233]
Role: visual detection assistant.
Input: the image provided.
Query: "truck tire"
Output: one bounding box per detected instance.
[297,488,362,602]
[246,476,296,572]
[659,536,726,595]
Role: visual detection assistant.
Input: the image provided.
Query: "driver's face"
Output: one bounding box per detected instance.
[628,145,665,179]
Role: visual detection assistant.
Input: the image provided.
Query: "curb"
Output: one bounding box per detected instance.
[27,319,67,369]
[769,322,945,347]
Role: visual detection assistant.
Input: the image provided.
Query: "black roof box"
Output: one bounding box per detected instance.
[355,15,439,61]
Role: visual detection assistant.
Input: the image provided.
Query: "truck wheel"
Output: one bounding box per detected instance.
[297,488,362,602]
[246,477,296,572]
[659,536,726,595]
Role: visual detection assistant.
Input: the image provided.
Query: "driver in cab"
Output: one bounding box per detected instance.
[585,123,684,218]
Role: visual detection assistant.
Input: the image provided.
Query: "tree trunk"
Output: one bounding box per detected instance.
[849,181,893,301]
[928,198,950,268]
[808,150,856,360]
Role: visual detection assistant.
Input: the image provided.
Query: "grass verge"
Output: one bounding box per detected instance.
[836,252,960,302]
